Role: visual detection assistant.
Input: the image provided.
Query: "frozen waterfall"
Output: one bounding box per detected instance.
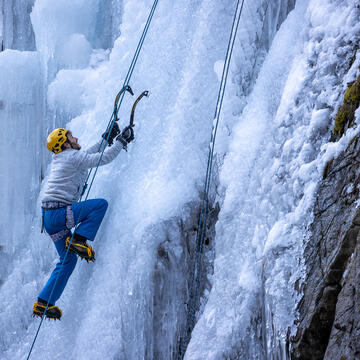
[0,0,359,359]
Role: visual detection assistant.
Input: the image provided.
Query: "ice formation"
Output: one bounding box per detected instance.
[0,0,359,359]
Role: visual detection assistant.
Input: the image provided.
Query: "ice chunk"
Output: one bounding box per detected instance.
[48,68,94,117]
[307,108,330,138]
[56,33,92,69]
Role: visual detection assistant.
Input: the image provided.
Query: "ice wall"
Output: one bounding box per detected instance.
[1,1,240,359]
[1,0,36,50]
[186,1,310,357]
[215,0,295,156]
[0,49,44,317]
[3,0,354,359]
[0,0,296,359]
[0,7,3,45]
[186,0,360,358]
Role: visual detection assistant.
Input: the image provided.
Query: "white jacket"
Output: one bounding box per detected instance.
[41,140,123,204]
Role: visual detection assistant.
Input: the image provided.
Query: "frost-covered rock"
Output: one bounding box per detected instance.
[292,133,360,360]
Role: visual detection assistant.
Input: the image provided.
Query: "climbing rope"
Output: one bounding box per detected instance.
[26,1,159,359]
[178,0,245,358]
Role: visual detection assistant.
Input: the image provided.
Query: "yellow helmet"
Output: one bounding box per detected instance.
[46,128,69,154]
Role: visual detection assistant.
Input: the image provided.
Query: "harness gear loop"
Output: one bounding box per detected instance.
[65,205,75,229]
[41,201,67,234]
[41,203,75,242]
[41,208,45,233]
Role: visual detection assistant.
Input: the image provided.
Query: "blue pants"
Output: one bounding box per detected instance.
[39,199,108,304]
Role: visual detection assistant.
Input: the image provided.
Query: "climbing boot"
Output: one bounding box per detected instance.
[65,234,95,262]
[33,298,62,320]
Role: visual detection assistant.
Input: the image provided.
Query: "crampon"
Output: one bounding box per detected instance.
[33,301,62,320]
[65,236,95,262]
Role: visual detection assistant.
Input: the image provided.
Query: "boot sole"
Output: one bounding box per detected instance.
[33,304,62,320]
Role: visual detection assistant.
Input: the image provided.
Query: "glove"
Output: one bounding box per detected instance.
[102,122,120,146]
[116,134,128,150]
[116,125,135,150]
[121,125,135,143]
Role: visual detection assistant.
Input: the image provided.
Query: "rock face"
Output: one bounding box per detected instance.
[291,138,360,359]
[324,241,360,359]
[152,197,219,359]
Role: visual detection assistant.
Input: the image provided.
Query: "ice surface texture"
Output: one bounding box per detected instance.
[1,0,244,359]
[0,0,359,359]
[186,0,360,359]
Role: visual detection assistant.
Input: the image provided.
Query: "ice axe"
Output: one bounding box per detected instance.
[129,90,149,127]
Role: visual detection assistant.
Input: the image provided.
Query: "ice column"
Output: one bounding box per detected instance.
[0,50,44,270]
[1,0,36,51]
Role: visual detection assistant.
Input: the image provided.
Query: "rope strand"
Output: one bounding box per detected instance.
[178,0,245,358]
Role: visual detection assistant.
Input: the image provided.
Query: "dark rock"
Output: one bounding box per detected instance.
[291,134,360,359]
[324,240,360,359]
[151,197,218,360]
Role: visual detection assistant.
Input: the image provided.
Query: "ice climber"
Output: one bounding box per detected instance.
[33,123,134,320]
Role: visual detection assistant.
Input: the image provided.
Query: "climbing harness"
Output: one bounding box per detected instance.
[41,202,75,242]
[178,0,245,359]
[26,0,159,358]
[41,201,68,209]
[41,201,68,234]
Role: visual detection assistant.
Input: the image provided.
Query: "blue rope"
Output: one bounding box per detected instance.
[26,1,159,359]
[178,0,245,358]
